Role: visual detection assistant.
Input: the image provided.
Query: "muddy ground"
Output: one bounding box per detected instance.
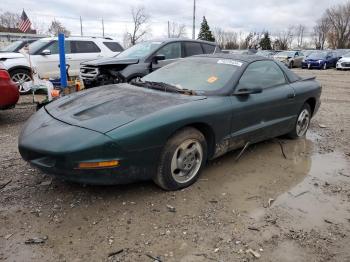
[0,69,349,262]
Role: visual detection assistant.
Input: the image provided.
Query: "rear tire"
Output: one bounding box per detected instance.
[9,68,32,94]
[287,103,311,139]
[154,127,207,191]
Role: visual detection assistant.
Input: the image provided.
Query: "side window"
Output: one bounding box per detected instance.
[156,42,181,60]
[237,61,287,90]
[71,41,101,53]
[103,42,123,52]
[44,41,71,54]
[202,44,215,54]
[184,42,203,57]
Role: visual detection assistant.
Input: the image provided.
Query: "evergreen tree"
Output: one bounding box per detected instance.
[259,32,272,50]
[197,16,215,42]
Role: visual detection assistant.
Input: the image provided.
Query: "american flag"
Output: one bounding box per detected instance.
[18,10,32,32]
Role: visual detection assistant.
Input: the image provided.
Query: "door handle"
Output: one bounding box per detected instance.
[287,93,295,99]
[66,57,72,60]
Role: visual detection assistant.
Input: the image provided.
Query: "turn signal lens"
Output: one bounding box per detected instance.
[77,160,119,169]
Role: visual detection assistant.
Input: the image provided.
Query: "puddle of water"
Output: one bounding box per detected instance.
[273,151,349,229]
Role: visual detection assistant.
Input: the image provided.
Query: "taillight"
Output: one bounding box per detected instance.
[0,69,11,80]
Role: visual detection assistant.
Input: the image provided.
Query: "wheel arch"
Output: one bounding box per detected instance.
[305,97,316,116]
[167,122,216,160]
[8,66,32,76]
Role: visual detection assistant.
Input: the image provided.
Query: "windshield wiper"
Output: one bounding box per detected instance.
[133,80,197,95]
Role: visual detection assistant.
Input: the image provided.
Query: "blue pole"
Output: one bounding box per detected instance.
[58,33,67,88]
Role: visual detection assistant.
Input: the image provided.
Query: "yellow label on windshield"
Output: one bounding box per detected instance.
[207,76,218,83]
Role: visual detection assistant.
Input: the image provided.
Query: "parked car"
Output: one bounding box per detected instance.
[1,37,123,94]
[19,54,321,190]
[80,39,219,88]
[336,52,350,70]
[27,36,123,79]
[0,63,19,110]
[273,51,304,68]
[0,39,38,53]
[302,51,339,70]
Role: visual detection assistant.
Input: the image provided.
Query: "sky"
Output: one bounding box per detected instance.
[1,0,348,42]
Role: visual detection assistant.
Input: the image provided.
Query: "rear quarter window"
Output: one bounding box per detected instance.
[71,41,101,53]
[103,42,124,52]
[202,44,216,54]
[184,42,203,57]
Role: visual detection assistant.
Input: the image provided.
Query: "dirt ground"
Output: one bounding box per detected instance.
[0,69,349,262]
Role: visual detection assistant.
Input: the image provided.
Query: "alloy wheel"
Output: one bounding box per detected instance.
[11,72,32,93]
[170,139,203,184]
[296,109,310,137]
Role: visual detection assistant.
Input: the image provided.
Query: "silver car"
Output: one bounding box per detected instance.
[273,51,304,68]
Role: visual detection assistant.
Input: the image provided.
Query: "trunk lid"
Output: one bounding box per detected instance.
[45,84,205,133]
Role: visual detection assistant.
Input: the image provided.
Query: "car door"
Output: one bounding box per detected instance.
[229,60,297,148]
[294,51,304,67]
[33,40,71,78]
[151,42,182,71]
[69,41,103,76]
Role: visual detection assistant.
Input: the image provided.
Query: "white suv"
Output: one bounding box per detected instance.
[1,37,123,93]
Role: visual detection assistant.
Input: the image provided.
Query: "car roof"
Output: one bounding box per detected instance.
[147,38,217,45]
[38,36,118,42]
[195,53,268,63]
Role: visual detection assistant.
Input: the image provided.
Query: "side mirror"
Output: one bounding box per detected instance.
[41,49,51,56]
[234,87,263,96]
[152,54,165,64]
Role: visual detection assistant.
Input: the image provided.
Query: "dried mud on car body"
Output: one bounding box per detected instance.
[1,69,350,262]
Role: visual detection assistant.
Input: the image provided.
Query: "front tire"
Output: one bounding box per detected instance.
[154,127,207,191]
[287,103,311,139]
[323,63,327,70]
[9,69,32,94]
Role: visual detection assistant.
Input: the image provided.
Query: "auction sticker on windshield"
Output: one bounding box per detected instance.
[217,59,243,67]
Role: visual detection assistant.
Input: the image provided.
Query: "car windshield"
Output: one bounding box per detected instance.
[1,41,23,52]
[343,52,350,58]
[277,51,295,57]
[28,39,51,55]
[142,57,241,93]
[116,41,162,59]
[308,52,328,59]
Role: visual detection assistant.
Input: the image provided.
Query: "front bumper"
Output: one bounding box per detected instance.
[18,108,155,185]
[302,61,323,69]
[336,61,350,69]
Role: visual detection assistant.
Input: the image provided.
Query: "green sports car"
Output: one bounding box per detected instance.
[19,54,321,190]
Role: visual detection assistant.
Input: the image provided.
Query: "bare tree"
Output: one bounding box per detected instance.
[125,7,150,46]
[295,24,306,48]
[47,19,71,36]
[313,16,330,49]
[0,11,20,28]
[168,22,186,38]
[213,27,238,49]
[325,1,350,48]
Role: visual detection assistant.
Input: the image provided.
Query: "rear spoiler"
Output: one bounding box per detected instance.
[300,76,316,81]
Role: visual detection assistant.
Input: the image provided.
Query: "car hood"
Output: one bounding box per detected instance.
[338,57,350,63]
[81,57,139,66]
[0,52,25,59]
[305,58,324,62]
[45,83,206,134]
